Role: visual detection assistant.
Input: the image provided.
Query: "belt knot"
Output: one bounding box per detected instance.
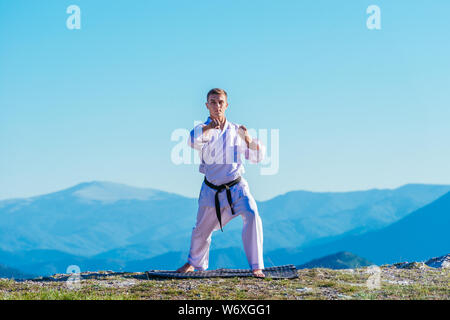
[203,176,242,232]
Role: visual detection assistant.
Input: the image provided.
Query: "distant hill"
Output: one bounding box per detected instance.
[0,263,34,279]
[267,191,450,266]
[254,183,450,250]
[0,181,198,257]
[297,251,373,269]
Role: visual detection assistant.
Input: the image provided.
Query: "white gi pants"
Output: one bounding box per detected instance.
[187,177,264,270]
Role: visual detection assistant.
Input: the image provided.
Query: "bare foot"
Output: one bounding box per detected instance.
[252,269,265,278]
[176,262,195,273]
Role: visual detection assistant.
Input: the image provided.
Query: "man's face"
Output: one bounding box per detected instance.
[206,94,228,119]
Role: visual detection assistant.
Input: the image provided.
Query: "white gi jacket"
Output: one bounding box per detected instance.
[188,116,266,185]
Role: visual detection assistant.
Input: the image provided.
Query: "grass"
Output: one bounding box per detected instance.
[0,266,448,300]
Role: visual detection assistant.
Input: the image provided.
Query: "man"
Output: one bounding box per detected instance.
[176,88,266,278]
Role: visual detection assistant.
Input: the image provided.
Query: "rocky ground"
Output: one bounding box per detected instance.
[0,255,448,300]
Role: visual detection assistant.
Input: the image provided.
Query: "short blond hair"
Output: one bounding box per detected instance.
[207,88,228,101]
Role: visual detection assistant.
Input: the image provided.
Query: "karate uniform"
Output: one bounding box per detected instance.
[186,116,266,271]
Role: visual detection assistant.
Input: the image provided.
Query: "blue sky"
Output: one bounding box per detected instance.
[1,0,449,201]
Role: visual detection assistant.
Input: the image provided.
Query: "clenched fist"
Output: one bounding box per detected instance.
[238,125,252,144]
[203,117,225,133]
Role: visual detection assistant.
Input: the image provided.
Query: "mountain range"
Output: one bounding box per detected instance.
[0,181,449,277]
[266,191,450,265]
[0,263,35,279]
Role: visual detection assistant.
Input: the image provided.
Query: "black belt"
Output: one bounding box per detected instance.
[203,176,242,232]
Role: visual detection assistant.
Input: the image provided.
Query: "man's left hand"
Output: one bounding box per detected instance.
[238,125,252,145]
[238,125,260,151]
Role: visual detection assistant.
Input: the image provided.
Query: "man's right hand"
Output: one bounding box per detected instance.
[203,118,222,133]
